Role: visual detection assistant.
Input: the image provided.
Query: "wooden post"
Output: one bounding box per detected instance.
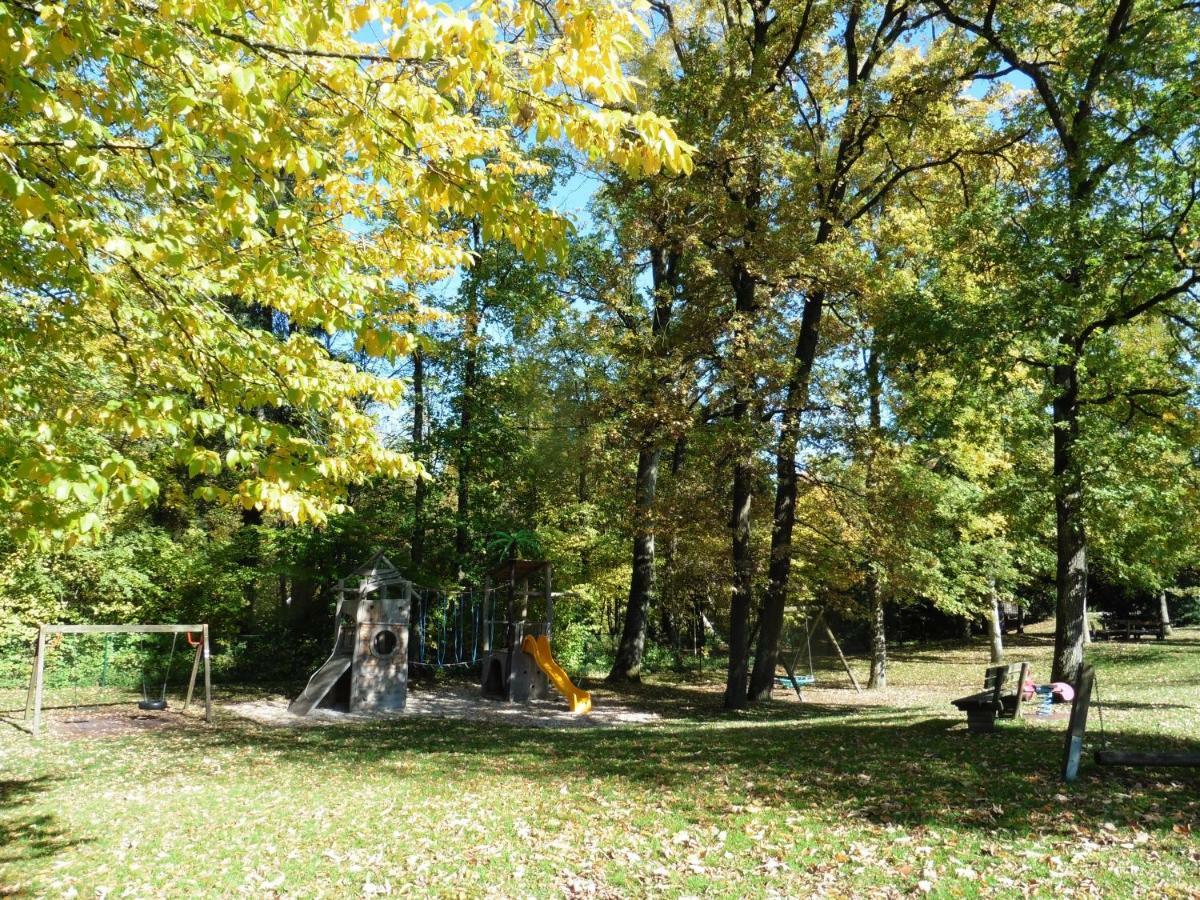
[780,656,804,701]
[183,637,203,712]
[30,626,47,738]
[824,623,861,693]
[23,627,41,722]
[1062,664,1094,782]
[544,563,553,640]
[481,576,492,652]
[1013,661,1029,719]
[202,624,212,723]
[334,580,346,645]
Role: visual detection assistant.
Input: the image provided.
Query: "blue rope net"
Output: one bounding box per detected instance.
[408,585,485,671]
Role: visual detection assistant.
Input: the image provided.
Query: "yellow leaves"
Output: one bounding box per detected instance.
[289,146,323,177]
[229,67,256,96]
[12,190,47,219]
[102,235,133,259]
[41,97,74,124]
[184,449,222,478]
[1,0,694,545]
[347,2,380,30]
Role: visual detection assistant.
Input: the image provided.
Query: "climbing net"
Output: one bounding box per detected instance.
[408,584,488,670]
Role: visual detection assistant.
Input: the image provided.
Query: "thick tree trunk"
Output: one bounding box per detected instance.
[867,580,887,690]
[988,589,1005,664]
[1159,590,1173,637]
[456,328,477,568]
[1052,352,1088,684]
[237,506,262,635]
[608,445,660,682]
[411,347,426,570]
[749,291,825,701]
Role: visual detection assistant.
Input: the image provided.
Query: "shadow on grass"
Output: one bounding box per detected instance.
[138,699,1200,842]
[1095,700,1197,711]
[0,777,85,866]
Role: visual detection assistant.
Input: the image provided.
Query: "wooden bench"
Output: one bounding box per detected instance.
[952,662,1029,733]
[1091,617,1165,642]
[998,601,1024,634]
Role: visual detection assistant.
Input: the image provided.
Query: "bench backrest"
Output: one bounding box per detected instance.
[983,662,1029,717]
[982,662,1023,691]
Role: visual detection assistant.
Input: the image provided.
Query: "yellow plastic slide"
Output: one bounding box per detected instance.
[521,634,593,714]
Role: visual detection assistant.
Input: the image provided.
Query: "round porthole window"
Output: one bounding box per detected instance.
[372,629,398,657]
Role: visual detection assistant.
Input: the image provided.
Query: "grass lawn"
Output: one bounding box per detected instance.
[2,623,1198,897]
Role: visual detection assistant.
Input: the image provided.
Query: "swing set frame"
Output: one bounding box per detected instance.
[23,623,212,738]
[776,609,862,699]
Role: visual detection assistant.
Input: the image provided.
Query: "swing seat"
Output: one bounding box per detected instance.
[775,674,815,687]
[138,698,168,711]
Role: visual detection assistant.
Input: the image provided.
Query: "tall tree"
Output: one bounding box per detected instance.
[934,0,1200,682]
[749,0,1016,700]
[608,235,684,681]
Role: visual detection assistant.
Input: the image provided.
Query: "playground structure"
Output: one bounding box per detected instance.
[480,560,591,713]
[290,553,411,716]
[290,554,590,717]
[22,623,212,738]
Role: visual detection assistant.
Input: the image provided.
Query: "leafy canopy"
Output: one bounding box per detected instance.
[0,0,692,545]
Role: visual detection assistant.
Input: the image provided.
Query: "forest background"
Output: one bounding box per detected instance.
[2,0,1199,708]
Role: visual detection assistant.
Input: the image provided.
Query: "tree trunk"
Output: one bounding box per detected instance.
[749,291,825,701]
[867,580,886,690]
[960,616,972,642]
[988,588,1005,664]
[864,344,887,691]
[660,437,685,651]
[608,239,679,682]
[608,445,660,682]
[726,456,754,709]
[411,347,426,571]
[723,259,757,711]
[237,506,262,635]
[1051,351,1088,684]
[1159,590,1173,637]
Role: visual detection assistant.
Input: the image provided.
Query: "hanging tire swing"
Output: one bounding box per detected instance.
[138,631,179,711]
